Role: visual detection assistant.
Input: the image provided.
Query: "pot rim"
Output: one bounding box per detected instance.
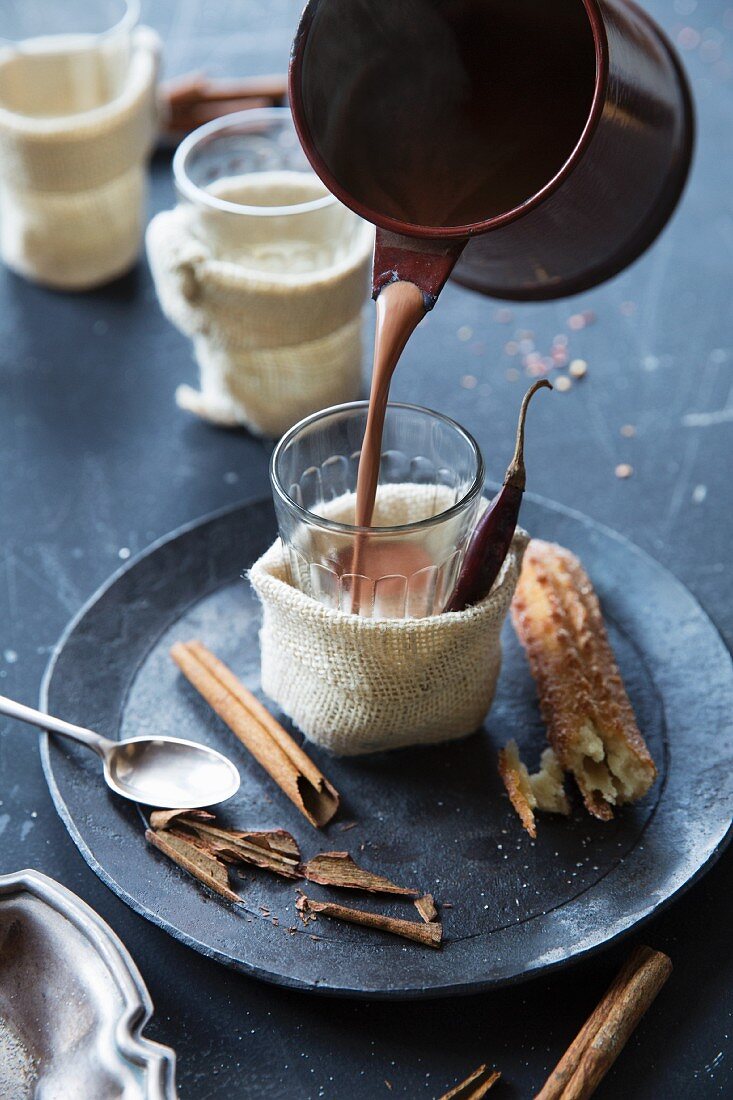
[288,0,609,240]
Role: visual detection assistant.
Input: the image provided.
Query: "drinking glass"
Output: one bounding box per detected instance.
[153,108,373,436]
[172,107,367,273]
[0,0,155,290]
[270,402,484,619]
[0,0,139,118]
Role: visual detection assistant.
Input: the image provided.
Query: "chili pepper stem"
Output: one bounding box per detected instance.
[504,379,553,490]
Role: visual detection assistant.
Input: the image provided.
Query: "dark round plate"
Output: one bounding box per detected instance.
[41,495,733,999]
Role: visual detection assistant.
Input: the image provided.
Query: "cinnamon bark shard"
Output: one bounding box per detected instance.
[511,540,656,821]
[168,818,303,880]
[145,828,241,903]
[303,852,418,896]
[295,890,317,926]
[171,640,340,827]
[149,808,215,831]
[414,894,439,923]
[438,1065,501,1099]
[297,895,442,948]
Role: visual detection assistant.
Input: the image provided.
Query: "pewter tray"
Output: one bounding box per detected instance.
[0,869,176,1099]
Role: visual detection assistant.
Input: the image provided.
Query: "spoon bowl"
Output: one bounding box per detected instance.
[104,736,241,809]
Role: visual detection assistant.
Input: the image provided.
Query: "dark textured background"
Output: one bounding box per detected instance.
[1,1,731,1096]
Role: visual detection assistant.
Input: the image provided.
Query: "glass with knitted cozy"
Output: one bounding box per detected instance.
[147,108,372,436]
[0,1,156,290]
[0,0,139,118]
[270,402,484,619]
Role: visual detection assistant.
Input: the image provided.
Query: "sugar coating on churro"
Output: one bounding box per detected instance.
[511,540,656,821]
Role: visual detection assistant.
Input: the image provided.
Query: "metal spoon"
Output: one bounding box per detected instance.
[0,695,240,810]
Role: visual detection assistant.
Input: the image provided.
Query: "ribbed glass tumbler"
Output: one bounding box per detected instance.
[269,402,484,618]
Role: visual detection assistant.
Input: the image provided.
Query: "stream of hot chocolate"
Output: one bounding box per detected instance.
[354,281,425,527]
[349,280,426,611]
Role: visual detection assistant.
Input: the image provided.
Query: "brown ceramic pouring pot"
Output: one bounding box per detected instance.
[289,0,693,305]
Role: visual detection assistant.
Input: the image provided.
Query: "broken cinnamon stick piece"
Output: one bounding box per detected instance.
[171,821,303,880]
[172,819,299,858]
[180,821,302,879]
[295,890,317,926]
[149,808,215,831]
[171,640,340,827]
[535,945,672,1100]
[298,895,442,948]
[145,828,241,903]
[438,1065,501,1099]
[303,852,419,896]
[414,894,439,923]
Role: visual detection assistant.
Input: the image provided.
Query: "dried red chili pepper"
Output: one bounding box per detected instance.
[445,380,551,612]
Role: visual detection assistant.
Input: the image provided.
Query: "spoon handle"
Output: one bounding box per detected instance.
[0,694,112,757]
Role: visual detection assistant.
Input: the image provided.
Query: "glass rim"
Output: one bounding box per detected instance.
[172,107,339,218]
[270,401,486,537]
[0,0,140,48]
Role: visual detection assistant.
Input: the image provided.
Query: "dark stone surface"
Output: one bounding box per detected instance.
[41,496,733,999]
[1,0,732,1095]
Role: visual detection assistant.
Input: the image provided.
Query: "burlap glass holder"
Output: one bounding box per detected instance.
[146,194,373,437]
[0,27,159,290]
[250,489,528,755]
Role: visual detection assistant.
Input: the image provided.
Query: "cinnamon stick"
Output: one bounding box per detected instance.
[439,1065,501,1100]
[165,98,271,132]
[145,827,241,903]
[162,71,288,108]
[171,641,339,827]
[297,895,442,948]
[303,851,418,896]
[159,72,288,139]
[535,945,672,1099]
